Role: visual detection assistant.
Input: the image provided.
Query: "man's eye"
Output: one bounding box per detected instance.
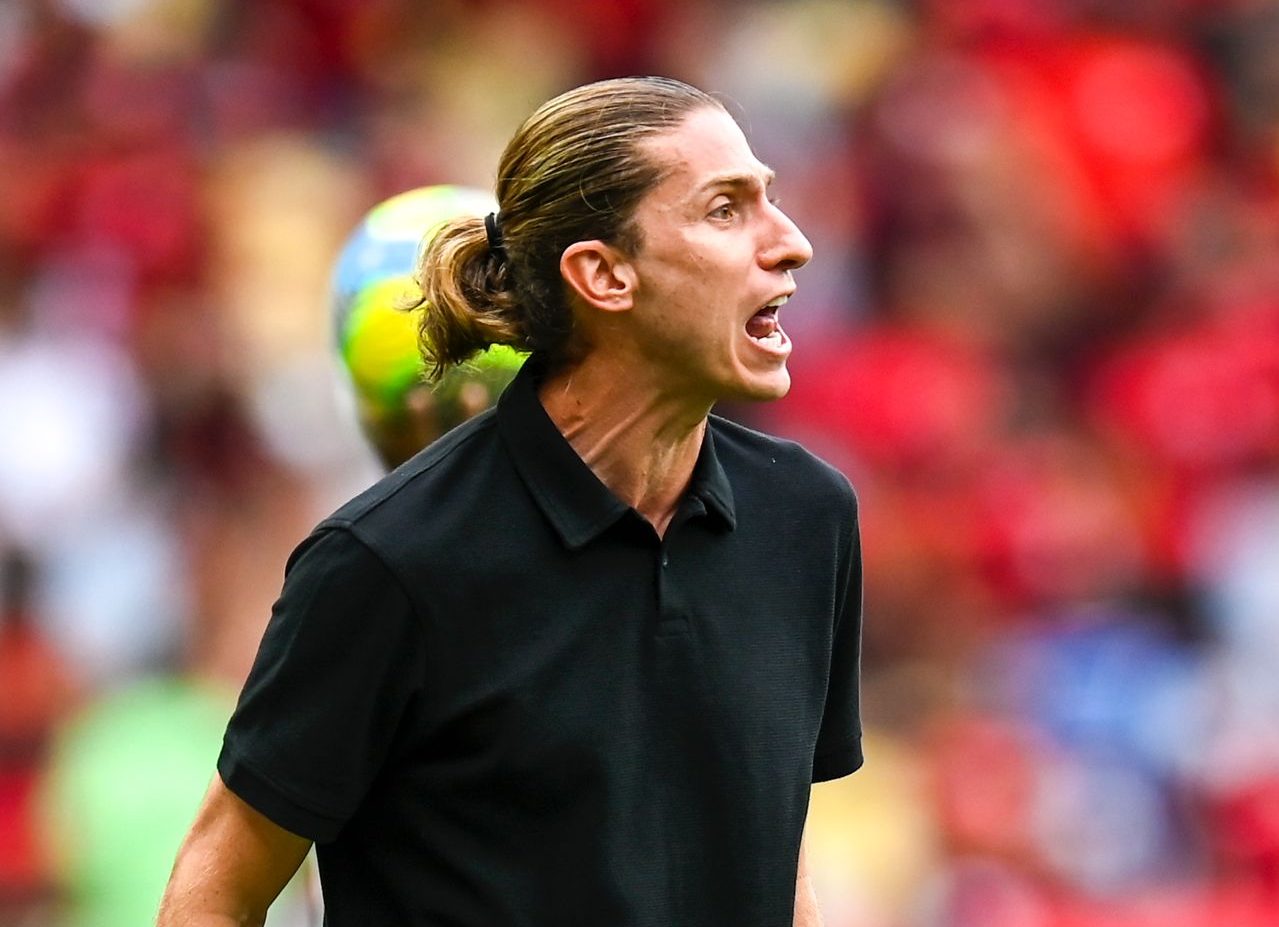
[710,202,735,220]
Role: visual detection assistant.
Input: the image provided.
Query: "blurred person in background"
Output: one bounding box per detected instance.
[0,547,77,923]
[158,75,862,927]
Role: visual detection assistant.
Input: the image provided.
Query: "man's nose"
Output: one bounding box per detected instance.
[760,203,813,272]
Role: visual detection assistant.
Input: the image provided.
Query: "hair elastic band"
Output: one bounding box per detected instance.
[484,212,505,256]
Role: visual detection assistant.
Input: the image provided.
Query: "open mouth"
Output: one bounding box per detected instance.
[746,293,791,353]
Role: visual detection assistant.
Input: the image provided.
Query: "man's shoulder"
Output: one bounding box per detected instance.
[324,408,503,535]
[709,413,857,510]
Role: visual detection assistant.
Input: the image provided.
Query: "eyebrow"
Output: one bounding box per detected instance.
[695,166,777,195]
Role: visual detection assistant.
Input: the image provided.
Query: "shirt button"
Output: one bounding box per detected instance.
[661,553,670,568]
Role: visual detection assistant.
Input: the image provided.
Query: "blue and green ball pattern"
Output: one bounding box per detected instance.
[331,185,524,422]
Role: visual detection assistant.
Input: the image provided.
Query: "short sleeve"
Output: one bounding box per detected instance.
[217,527,423,843]
[812,493,863,782]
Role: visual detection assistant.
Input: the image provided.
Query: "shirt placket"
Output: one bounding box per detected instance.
[653,495,707,637]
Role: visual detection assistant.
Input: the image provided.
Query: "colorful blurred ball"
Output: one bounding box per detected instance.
[330,185,524,437]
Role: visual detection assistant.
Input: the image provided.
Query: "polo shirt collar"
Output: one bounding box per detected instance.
[689,429,736,531]
[497,358,736,549]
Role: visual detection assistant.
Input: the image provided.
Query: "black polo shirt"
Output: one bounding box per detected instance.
[218,359,862,926]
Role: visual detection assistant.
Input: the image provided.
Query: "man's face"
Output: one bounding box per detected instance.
[622,106,813,405]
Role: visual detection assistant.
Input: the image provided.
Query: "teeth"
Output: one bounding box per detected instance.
[763,294,790,309]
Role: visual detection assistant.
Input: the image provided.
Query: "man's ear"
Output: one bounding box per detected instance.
[560,241,636,314]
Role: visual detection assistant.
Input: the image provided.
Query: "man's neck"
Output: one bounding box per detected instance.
[538,355,710,538]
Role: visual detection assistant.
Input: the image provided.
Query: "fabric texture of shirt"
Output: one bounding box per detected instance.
[218,359,863,926]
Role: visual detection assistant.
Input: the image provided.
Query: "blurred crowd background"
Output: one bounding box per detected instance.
[1,0,1278,925]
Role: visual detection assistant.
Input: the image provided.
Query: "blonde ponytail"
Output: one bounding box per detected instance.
[410,216,524,380]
